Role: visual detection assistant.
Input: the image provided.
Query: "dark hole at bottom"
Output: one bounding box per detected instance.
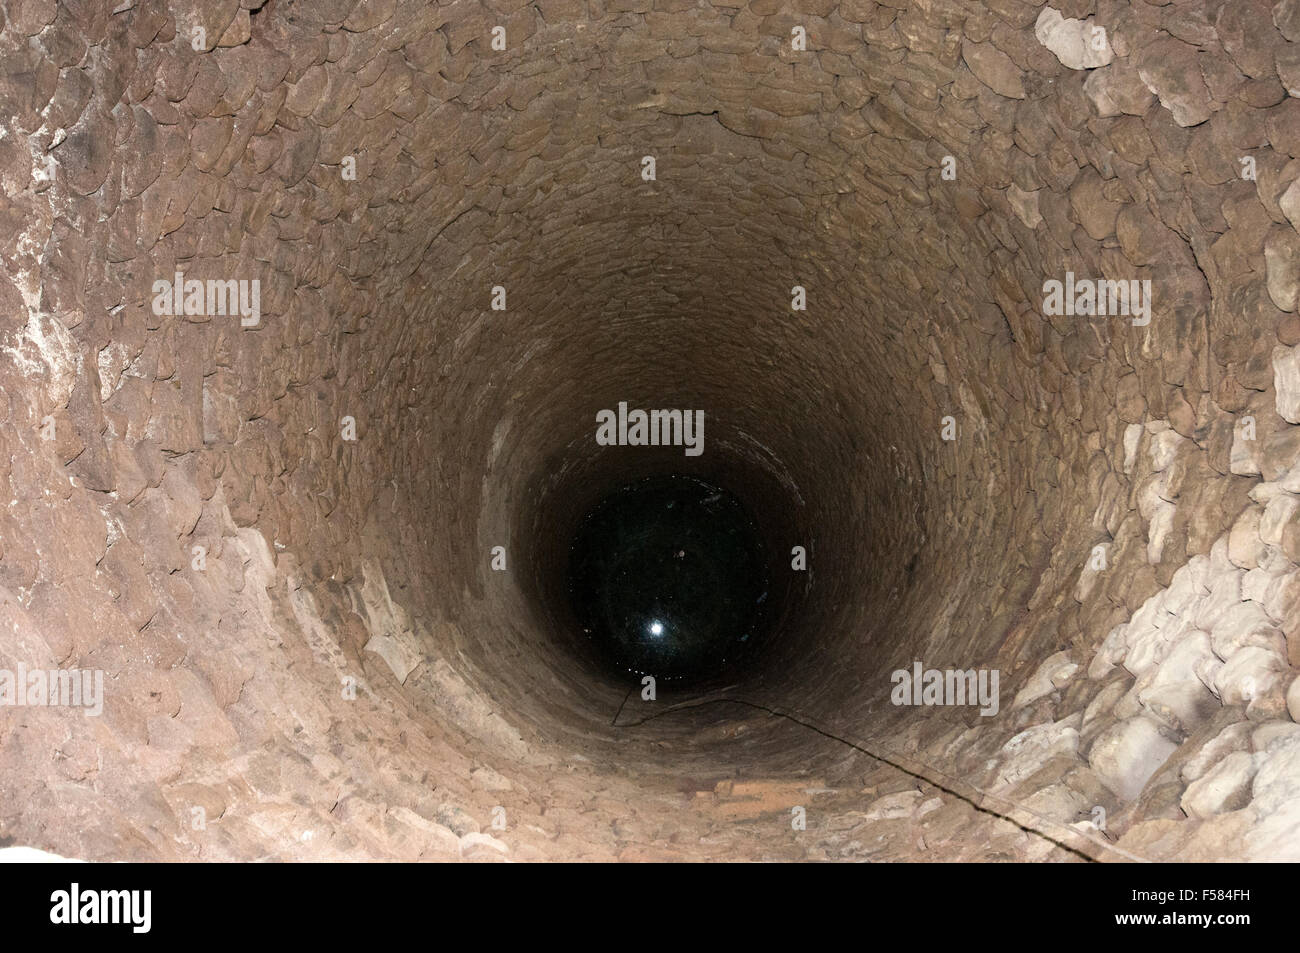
[566,474,772,686]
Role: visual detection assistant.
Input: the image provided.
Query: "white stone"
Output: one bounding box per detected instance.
[1227,507,1266,570]
[1137,471,1170,522]
[1209,536,1236,574]
[1164,557,1209,615]
[916,796,943,818]
[1253,719,1300,750]
[1089,716,1178,800]
[1246,800,1300,861]
[1260,493,1300,545]
[1125,604,1189,678]
[1250,732,1300,815]
[1208,600,1285,659]
[1075,558,1103,602]
[1133,627,1219,731]
[1122,422,1143,474]
[1281,180,1300,235]
[459,831,509,857]
[1180,750,1255,818]
[1230,422,1261,475]
[1129,586,1168,634]
[1266,231,1300,312]
[1145,627,1216,689]
[1193,654,1226,699]
[1123,590,1169,675]
[387,807,462,856]
[1214,644,1287,705]
[1034,7,1114,70]
[1021,782,1090,823]
[1182,722,1252,782]
[1192,568,1244,633]
[1254,566,1299,624]
[357,563,424,684]
[995,718,1081,789]
[1285,175,1300,225]
[1148,428,1184,471]
[1140,679,1219,733]
[1088,622,1127,678]
[1144,418,1171,434]
[1012,650,1078,708]
[1274,344,1300,424]
[1006,183,1043,228]
[1147,501,1176,565]
[1250,480,1293,505]
[1242,568,1279,618]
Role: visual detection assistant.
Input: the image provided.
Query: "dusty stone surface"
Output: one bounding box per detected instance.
[0,0,1297,863]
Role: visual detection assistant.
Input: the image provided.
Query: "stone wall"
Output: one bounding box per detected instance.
[0,0,1297,861]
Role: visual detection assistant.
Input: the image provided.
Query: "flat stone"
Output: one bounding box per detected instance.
[962,40,1026,99]
[1034,7,1113,70]
[1180,750,1256,818]
[1138,37,1215,126]
[1089,716,1179,801]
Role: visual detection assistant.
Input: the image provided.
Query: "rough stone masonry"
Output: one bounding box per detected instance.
[0,0,1298,862]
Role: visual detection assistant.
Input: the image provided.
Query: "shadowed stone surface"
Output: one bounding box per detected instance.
[567,475,770,684]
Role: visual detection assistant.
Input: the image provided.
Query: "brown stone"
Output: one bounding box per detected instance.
[962,39,1026,99]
